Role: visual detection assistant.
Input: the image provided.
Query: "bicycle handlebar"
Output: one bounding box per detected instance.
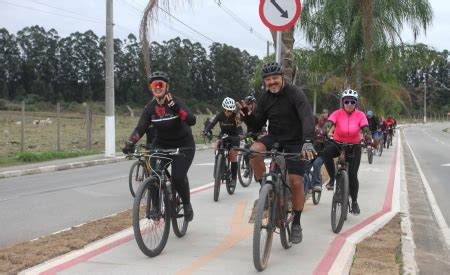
[233,146,307,160]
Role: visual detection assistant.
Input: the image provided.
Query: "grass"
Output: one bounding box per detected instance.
[0,110,219,166]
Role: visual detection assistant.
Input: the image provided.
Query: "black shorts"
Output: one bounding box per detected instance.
[258,135,305,176]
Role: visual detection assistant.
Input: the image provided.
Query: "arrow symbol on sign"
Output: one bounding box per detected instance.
[270,0,288,18]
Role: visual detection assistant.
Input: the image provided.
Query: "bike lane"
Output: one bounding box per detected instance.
[21,136,401,275]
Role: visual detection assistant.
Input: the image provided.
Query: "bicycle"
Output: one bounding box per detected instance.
[237,132,256,187]
[236,144,305,271]
[213,134,237,201]
[127,144,151,197]
[304,161,322,205]
[132,148,192,257]
[386,128,393,149]
[330,141,359,233]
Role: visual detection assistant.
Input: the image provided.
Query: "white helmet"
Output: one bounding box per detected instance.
[222,97,236,111]
[341,89,359,100]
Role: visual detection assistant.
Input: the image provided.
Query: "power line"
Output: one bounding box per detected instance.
[157,6,216,43]
[213,0,273,45]
[1,0,136,35]
[119,0,206,44]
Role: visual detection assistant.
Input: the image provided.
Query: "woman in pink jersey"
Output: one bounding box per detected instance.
[322,89,371,215]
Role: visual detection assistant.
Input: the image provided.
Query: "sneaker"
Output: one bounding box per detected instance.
[351,201,360,215]
[230,179,237,188]
[326,179,335,190]
[184,203,194,222]
[313,185,322,192]
[290,224,303,244]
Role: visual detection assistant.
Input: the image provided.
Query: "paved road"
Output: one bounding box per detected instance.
[402,122,450,273]
[0,149,216,248]
[403,122,450,224]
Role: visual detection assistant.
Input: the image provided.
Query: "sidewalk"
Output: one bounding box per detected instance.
[0,144,212,179]
[19,136,403,274]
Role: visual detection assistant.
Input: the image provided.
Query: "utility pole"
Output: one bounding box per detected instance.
[423,76,427,124]
[105,0,115,157]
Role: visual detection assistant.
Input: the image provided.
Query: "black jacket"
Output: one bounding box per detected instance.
[242,83,314,144]
[128,96,196,147]
[204,112,243,137]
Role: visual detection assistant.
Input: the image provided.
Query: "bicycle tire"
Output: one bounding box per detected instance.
[172,191,188,237]
[237,153,253,187]
[213,154,224,202]
[368,148,373,164]
[132,177,170,257]
[379,142,383,156]
[387,136,391,149]
[129,160,147,197]
[312,189,321,205]
[331,170,349,233]
[280,185,293,249]
[253,183,274,271]
[226,160,236,195]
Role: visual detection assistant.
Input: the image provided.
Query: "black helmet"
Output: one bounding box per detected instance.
[244,95,256,104]
[148,71,169,84]
[262,62,284,78]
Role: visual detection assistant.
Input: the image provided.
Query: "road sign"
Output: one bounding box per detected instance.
[259,0,302,31]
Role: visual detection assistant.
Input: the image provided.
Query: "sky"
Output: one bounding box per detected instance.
[1,0,449,59]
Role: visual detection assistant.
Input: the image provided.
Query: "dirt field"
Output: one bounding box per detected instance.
[0,168,403,274]
[0,110,215,158]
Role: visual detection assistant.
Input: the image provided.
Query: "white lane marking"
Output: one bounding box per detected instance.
[194,163,215,166]
[404,134,450,248]
[441,163,450,167]
[421,128,450,147]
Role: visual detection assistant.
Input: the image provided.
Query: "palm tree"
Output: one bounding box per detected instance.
[299,0,433,82]
[139,1,192,77]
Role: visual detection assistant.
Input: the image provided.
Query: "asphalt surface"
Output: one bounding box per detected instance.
[0,146,214,248]
[13,136,402,274]
[403,123,450,224]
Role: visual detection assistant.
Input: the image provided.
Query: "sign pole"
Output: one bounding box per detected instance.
[275,30,282,63]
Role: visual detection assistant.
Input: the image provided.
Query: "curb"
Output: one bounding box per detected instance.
[0,144,213,180]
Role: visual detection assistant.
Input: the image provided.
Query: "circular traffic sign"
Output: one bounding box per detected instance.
[259,0,301,31]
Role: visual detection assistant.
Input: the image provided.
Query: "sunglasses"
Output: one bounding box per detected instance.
[150,81,167,89]
[344,100,356,105]
[224,110,233,113]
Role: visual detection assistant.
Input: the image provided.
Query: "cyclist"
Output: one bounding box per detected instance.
[322,89,371,215]
[237,61,316,244]
[366,111,382,154]
[203,117,213,142]
[304,115,327,195]
[203,97,243,187]
[382,115,395,148]
[122,71,196,222]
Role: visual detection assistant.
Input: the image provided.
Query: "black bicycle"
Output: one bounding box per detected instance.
[132,148,191,257]
[237,144,304,271]
[304,162,321,205]
[237,133,256,187]
[330,141,355,233]
[213,134,237,201]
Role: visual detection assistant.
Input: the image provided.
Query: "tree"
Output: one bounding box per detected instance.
[0,28,21,99]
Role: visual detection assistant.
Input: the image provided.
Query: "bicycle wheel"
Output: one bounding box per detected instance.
[253,183,275,271]
[237,153,253,187]
[129,160,147,197]
[172,191,188,237]
[213,154,224,202]
[133,177,170,257]
[226,160,236,195]
[379,142,383,156]
[331,170,349,233]
[280,186,293,249]
[387,136,391,149]
[368,147,373,164]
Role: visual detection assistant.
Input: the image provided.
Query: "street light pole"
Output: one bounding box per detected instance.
[105,0,115,157]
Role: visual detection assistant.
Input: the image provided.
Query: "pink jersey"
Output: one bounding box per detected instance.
[328,109,368,144]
